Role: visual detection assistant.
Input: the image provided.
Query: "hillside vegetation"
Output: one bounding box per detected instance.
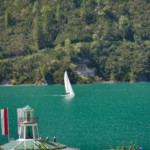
[0,0,150,85]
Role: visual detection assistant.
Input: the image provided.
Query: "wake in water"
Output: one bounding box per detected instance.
[32,94,74,99]
[40,94,66,97]
[49,94,74,101]
[64,94,75,101]
[51,94,66,96]
[45,94,74,100]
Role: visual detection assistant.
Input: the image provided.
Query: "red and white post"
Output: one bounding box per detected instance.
[1,108,10,142]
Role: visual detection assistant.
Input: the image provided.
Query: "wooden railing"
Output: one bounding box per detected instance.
[19,117,38,123]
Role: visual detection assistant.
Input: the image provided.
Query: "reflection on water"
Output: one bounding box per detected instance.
[64,94,75,101]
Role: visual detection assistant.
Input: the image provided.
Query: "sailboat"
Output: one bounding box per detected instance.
[64,71,75,96]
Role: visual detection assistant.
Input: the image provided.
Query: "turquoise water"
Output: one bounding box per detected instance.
[0,83,150,150]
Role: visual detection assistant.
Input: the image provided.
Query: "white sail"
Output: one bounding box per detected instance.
[64,71,75,96]
[17,108,24,134]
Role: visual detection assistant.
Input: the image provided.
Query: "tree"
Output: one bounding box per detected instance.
[41,6,52,34]
[33,1,41,14]
[14,0,21,6]
[65,38,71,51]
[73,0,82,7]
[119,15,129,40]
[0,0,3,8]
[5,7,11,28]
[56,4,60,21]
[41,6,56,47]
[33,15,44,49]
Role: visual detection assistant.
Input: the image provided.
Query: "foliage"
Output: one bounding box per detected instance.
[110,141,140,150]
[33,15,44,49]
[0,0,150,84]
[5,7,11,28]
[0,147,4,150]
[26,136,61,150]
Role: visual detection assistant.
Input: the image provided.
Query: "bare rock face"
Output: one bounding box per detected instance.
[0,79,13,86]
[38,79,48,85]
[75,59,95,78]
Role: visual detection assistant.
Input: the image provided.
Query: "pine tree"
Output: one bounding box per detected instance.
[119,15,129,40]
[5,7,11,28]
[56,4,60,21]
[41,6,55,47]
[0,0,3,8]
[41,6,52,34]
[33,15,44,49]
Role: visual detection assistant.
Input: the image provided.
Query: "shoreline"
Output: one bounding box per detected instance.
[0,80,148,86]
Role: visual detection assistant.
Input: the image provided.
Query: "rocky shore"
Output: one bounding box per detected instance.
[0,79,147,86]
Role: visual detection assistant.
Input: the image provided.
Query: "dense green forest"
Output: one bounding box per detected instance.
[0,0,150,85]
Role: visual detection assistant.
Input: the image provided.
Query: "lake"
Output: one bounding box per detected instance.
[0,83,150,150]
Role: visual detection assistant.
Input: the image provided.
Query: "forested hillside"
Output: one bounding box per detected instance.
[0,0,150,85]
